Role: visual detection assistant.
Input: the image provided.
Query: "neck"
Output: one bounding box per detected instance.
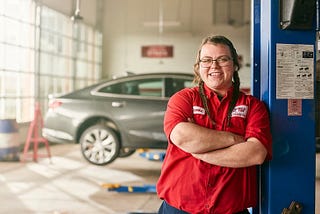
[210,82,233,97]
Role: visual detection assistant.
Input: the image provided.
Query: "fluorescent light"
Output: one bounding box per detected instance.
[143,21,181,27]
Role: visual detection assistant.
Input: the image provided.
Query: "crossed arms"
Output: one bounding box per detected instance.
[170,121,267,168]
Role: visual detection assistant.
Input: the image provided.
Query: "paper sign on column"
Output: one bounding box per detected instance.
[276,43,314,99]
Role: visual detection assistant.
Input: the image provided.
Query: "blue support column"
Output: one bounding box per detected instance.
[253,0,316,213]
[251,0,261,97]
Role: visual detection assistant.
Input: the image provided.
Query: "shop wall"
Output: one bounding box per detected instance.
[102,0,252,88]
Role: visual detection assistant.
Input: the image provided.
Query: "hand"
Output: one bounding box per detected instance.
[187,117,195,123]
[231,133,245,144]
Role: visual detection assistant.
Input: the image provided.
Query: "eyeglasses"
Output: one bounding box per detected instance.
[199,56,233,68]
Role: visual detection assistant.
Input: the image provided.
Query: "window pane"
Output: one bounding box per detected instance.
[0,71,4,96]
[18,98,34,122]
[75,79,89,90]
[0,1,4,15]
[19,72,34,96]
[76,60,88,78]
[0,43,4,68]
[4,17,20,44]
[95,46,102,63]
[3,72,18,96]
[20,48,35,72]
[62,37,73,57]
[1,98,16,119]
[1,1,102,123]
[39,52,53,74]
[95,31,103,46]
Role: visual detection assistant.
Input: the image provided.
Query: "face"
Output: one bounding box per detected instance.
[199,43,235,96]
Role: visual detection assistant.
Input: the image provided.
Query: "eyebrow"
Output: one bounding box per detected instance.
[201,55,231,59]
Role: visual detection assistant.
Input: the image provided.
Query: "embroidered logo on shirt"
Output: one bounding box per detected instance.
[231,105,248,118]
[193,106,205,115]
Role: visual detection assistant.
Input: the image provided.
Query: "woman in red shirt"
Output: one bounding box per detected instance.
[157,35,272,214]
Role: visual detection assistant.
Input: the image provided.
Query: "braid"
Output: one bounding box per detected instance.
[199,81,215,126]
[226,71,240,126]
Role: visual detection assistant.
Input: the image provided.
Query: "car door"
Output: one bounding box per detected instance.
[96,77,168,149]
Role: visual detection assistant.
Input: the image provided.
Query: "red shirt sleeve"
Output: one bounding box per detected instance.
[163,88,194,141]
[245,98,273,160]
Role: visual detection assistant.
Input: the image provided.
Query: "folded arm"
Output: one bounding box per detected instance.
[170,121,244,154]
[192,137,267,168]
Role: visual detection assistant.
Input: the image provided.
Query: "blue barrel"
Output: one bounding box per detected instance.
[0,119,20,161]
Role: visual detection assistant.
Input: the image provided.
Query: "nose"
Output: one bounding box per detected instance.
[210,60,220,68]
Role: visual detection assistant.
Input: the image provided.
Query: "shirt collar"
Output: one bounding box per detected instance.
[202,83,234,100]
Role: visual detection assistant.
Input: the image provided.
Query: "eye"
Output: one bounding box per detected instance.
[200,58,212,63]
[217,56,231,62]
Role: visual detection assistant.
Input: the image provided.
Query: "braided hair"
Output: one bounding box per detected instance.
[193,35,241,127]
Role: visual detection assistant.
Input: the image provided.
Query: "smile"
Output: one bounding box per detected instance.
[209,72,222,77]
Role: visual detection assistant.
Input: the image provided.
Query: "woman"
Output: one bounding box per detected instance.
[157,35,272,214]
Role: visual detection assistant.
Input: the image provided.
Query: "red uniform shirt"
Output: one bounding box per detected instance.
[157,85,272,214]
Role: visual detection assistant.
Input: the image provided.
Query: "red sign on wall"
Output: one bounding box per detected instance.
[141,45,174,58]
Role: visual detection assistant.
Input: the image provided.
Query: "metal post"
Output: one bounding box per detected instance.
[253,0,316,213]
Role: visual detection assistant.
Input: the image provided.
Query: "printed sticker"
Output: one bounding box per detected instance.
[193,106,205,115]
[231,105,248,118]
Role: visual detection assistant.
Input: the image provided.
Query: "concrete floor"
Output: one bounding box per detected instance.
[0,144,163,214]
[0,144,319,214]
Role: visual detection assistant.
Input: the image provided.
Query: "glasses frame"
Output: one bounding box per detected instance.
[199,56,233,68]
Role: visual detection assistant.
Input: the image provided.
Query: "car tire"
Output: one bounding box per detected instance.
[80,124,120,165]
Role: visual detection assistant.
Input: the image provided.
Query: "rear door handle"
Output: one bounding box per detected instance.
[112,101,126,107]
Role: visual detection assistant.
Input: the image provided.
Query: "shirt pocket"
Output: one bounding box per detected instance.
[225,116,246,136]
[193,113,213,128]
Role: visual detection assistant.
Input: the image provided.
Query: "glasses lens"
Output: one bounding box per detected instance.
[200,59,212,68]
[217,57,232,66]
[200,56,232,68]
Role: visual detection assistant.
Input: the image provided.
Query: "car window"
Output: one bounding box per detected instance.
[136,78,163,97]
[98,78,163,97]
[165,77,194,97]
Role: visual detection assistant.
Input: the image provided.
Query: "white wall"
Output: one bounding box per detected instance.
[103,0,252,88]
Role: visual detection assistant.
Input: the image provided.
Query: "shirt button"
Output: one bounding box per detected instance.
[205,204,210,209]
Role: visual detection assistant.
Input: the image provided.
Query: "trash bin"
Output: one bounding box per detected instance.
[0,119,20,161]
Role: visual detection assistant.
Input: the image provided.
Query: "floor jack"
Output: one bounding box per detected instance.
[102,150,165,213]
[102,183,156,193]
[138,150,165,162]
[101,150,165,193]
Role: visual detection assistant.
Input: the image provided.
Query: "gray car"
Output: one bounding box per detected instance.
[43,72,194,165]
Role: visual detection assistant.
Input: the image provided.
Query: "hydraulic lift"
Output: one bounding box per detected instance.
[253,0,317,213]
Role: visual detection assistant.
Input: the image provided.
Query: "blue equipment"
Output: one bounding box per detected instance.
[253,0,317,213]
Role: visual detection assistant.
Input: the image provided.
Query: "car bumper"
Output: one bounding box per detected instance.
[43,110,79,144]
[42,128,75,143]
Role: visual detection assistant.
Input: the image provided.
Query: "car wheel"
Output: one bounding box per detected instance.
[118,148,136,158]
[80,124,120,165]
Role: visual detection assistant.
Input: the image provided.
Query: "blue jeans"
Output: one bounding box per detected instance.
[158,200,250,214]
[158,201,189,214]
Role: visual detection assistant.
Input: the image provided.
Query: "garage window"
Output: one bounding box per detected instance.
[0,0,102,122]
